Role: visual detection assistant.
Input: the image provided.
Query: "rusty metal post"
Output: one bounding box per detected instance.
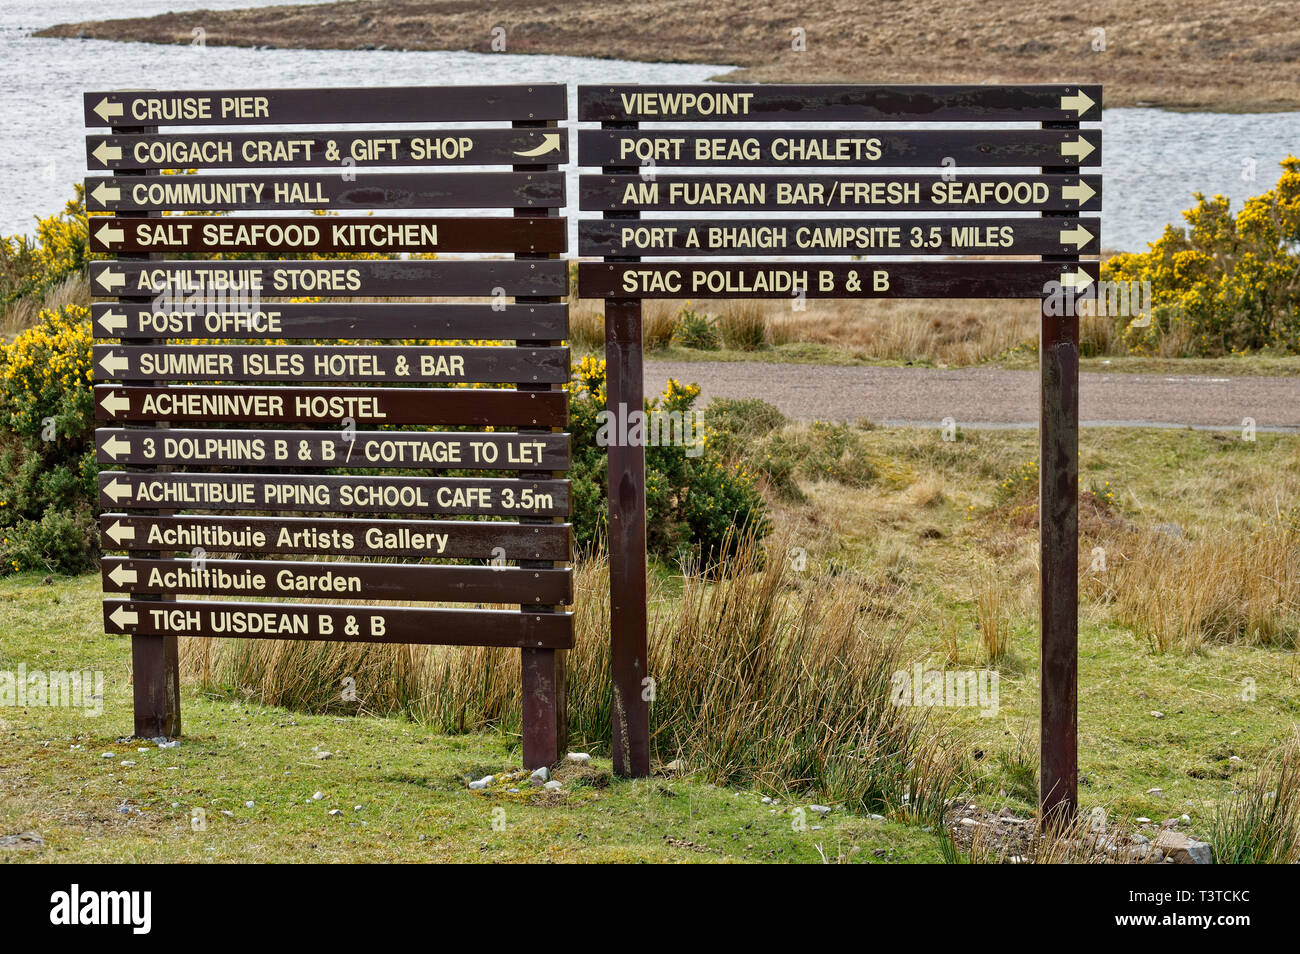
[1039,112,1081,821]
[601,120,650,777]
[515,116,567,769]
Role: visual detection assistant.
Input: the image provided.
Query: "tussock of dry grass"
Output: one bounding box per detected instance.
[1087,522,1300,652]
[184,536,966,818]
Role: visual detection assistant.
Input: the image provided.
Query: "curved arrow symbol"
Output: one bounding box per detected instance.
[514,133,563,158]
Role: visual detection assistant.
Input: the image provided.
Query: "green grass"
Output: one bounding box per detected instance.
[3,425,1297,862]
[0,574,941,863]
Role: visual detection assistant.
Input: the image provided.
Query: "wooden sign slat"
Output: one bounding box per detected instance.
[90,260,567,299]
[578,261,1100,299]
[97,472,570,517]
[91,302,570,341]
[99,513,572,560]
[93,384,567,426]
[577,84,1101,122]
[92,345,570,384]
[103,557,573,604]
[579,173,1101,212]
[86,86,568,127]
[580,217,1101,256]
[87,128,568,170]
[578,128,1101,167]
[86,172,564,212]
[95,427,570,470]
[103,599,574,649]
[89,215,566,254]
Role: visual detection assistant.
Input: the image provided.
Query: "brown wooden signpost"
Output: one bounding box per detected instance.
[577,83,1101,820]
[87,84,572,768]
[86,80,1099,819]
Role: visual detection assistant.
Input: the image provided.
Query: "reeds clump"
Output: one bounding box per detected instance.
[1210,734,1300,864]
[183,535,965,820]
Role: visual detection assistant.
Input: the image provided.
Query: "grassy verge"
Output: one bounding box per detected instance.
[0,573,942,863]
[2,424,1297,862]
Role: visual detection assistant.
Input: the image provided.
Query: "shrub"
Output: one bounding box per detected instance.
[1210,734,1300,864]
[0,509,97,575]
[0,303,99,575]
[1102,156,1300,355]
[716,300,769,350]
[1,185,93,317]
[568,356,769,563]
[672,303,719,349]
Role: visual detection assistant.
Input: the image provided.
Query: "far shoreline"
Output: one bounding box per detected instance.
[34,0,1300,115]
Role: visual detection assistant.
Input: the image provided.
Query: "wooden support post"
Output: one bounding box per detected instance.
[602,120,650,778]
[113,108,181,739]
[1039,111,1082,822]
[515,116,567,769]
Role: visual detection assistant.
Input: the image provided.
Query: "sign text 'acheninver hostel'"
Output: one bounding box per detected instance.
[88,82,1099,818]
[577,83,1100,820]
[87,84,573,768]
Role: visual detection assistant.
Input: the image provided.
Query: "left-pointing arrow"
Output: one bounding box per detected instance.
[102,478,132,503]
[90,182,121,206]
[108,604,138,629]
[107,565,138,587]
[98,309,128,334]
[95,268,125,292]
[92,141,123,165]
[100,391,131,416]
[514,133,563,157]
[93,97,124,123]
[105,521,135,545]
[100,434,131,459]
[98,350,129,376]
[95,222,125,246]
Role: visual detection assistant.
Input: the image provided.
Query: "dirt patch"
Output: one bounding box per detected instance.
[35,0,1300,112]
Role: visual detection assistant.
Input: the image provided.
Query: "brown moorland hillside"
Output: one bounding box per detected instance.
[37,0,1300,112]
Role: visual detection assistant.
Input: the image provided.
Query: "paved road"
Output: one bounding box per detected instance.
[644,361,1300,431]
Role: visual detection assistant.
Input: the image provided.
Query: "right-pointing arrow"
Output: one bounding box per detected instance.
[1060,136,1096,161]
[1060,90,1096,117]
[1062,268,1094,291]
[1059,225,1095,249]
[1061,181,1097,205]
[514,133,563,157]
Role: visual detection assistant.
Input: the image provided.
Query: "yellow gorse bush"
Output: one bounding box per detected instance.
[0,303,95,437]
[1103,156,1300,355]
